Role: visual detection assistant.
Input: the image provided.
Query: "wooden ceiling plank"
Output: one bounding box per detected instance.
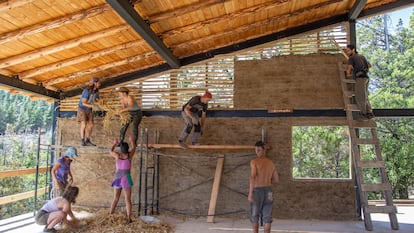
[0,0,33,13]
[146,0,232,24]
[0,4,111,46]
[20,40,146,80]
[106,0,180,68]
[43,51,158,87]
[161,0,290,37]
[171,0,343,50]
[0,24,130,69]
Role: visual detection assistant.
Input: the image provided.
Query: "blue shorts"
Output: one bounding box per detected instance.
[250,186,273,224]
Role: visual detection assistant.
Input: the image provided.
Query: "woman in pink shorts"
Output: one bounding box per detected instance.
[109,135,136,223]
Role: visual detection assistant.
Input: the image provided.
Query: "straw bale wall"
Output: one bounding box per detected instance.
[234,53,344,109]
[56,54,356,220]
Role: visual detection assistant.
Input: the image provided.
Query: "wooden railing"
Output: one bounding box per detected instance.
[0,167,50,205]
[0,167,49,178]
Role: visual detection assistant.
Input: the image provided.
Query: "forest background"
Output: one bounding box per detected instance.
[0,8,413,219]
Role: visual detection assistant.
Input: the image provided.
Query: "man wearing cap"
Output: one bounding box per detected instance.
[51,147,78,197]
[178,91,212,148]
[78,77,100,146]
[115,87,142,145]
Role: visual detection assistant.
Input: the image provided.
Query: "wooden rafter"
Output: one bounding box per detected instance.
[0,4,111,46]
[0,0,33,13]
[20,40,146,80]
[0,24,130,69]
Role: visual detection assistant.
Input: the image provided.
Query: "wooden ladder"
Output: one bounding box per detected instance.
[337,62,399,231]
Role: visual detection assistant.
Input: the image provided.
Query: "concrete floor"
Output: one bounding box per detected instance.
[169,206,414,233]
[1,206,413,233]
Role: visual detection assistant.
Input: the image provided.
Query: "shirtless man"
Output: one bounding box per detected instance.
[248,141,279,233]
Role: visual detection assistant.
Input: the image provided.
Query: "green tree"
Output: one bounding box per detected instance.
[293,126,350,179]
[0,91,53,134]
[0,90,53,219]
[357,10,414,199]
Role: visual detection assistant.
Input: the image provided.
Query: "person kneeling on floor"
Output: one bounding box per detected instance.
[35,186,80,232]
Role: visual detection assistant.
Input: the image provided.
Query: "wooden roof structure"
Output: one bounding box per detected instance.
[0,0,412,101]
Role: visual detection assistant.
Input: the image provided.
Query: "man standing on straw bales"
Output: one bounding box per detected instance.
[115,87,142,145]
[178,91,212,149]
[248,141,279,233]
[78,77,100,146]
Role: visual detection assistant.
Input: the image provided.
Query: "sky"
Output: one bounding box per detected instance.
[386,6,413,29]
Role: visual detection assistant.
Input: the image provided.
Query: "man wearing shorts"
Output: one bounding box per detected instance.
[248,141,279,233]
[78,77,100,146]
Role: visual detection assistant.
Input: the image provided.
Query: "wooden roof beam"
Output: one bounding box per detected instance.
[0,73,60,99]
[0,4,110,46]
[106,0,180,68]
[0,0,33,13]
[0,24,129,69]
[349,0,367,20]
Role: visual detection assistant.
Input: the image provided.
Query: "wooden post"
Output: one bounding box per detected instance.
[207,155,225,223]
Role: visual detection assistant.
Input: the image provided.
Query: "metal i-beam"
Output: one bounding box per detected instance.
[0,74,60,99]
[106,0,180,68]
[349,0,367,20]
